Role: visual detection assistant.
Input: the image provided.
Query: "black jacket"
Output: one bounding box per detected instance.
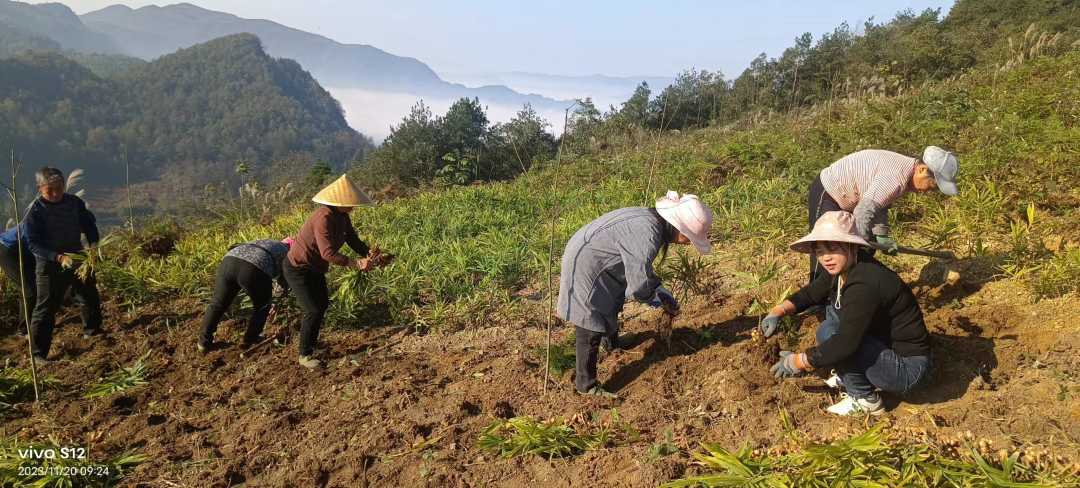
[789,253,930,367]
[25,194,99,262]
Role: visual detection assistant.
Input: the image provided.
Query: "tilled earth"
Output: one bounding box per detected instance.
[1,262,1079,487]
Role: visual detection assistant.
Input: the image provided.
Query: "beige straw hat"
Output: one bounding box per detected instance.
[655,190,714,255]
[790,211,870,254]
[312,174,372,207]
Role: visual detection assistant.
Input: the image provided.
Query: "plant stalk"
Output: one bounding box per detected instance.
[8,147,39,402]
[543,102,577,395]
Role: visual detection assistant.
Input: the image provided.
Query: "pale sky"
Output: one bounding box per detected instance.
[47,0,955,78]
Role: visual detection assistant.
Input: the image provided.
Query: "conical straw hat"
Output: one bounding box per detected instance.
[312,174,372,207]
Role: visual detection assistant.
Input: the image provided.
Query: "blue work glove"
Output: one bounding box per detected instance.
[759,314,781,338]
[875,235,899,256]
[648,286,679,315]
[770,351,810,379]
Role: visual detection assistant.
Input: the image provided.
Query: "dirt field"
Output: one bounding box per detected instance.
[2,255,1079,487]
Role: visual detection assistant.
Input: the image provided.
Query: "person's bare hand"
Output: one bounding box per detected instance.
[58,254,74,269]
[355,257,373,271]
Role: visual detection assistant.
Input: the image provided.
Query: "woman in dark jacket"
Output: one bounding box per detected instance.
[761,211,931,416]
[284,175,389,370]
[557,191,713,398]
[197,238,292,352]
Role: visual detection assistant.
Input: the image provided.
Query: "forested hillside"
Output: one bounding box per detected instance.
[0,0,120,54]
[1,0,1079,486]
[0,34,371,216]
[352,0,1079,193]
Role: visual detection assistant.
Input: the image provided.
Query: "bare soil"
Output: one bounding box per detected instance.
[2,259,1078,487]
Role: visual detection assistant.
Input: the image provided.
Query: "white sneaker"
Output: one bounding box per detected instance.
[298,355,323,370]
[826,393,884,416]
[824,372,843,389]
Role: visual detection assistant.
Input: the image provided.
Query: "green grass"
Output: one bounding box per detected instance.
[84,353,151,399]
[534,332,576,376]
[91,50,1080,330]
[1032,248,1080,300]
[477,411,637,459]
[0,366,58,412]
[0,437,144,487]
[663,423,1075,487]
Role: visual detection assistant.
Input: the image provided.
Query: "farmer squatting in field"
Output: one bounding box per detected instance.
[807,147,959,282]
[763,211,933,416]
[24,167,103,367]
[557,191,713,398]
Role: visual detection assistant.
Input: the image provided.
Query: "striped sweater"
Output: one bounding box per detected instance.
[819,149,917,238]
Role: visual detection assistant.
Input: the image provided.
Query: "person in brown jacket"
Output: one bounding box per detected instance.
[284,175,384,369]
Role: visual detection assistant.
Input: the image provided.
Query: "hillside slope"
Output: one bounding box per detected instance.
[79,3,569,109]
[0,0,121,54]
[1,48,1077,486]
[0,34,369,216]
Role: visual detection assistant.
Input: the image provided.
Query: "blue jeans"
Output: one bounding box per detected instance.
[815,305,931,400]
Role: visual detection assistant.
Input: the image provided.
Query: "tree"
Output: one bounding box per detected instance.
[563,98,603,155]
[361,100,441,185]
[437,97,488,169]
[305,160,333,189]
[489,104,556,177]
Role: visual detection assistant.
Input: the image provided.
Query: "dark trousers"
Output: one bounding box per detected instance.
[30,260,102,358]
[574,326,605,393]
[0,244,36,330]
[816,305,931,399]
[807,174,842,282]
[199,257,274,346]
[282,260,328,357]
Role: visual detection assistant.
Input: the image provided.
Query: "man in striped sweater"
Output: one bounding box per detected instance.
[807,147,959,282]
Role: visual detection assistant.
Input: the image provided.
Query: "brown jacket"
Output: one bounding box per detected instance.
[287,206,369,273]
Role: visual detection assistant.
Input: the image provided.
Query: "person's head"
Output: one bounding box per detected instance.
[914,146,959,196]
[655,190,714,255]
[812,241,859,275]
[911,162,937,193]
[311,174,372,210]
[35,167,65,203]
[791,211,870,276]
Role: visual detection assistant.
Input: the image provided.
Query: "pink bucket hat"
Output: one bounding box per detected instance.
[790,211,870,254]
[655,190,713,255]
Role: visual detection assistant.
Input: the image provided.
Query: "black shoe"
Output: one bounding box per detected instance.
[197,341,212,354]
[15,327,27,337]
[241,335,266,349]
[600,335,621,353]
[577,385,618,399]
[82,329,103,339]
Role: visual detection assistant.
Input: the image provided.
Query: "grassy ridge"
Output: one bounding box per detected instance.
[91,51,1080,330]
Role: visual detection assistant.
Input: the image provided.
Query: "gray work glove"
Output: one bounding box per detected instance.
[759,314,781,338]
[770,351,808,379]
[875,235,899,256]
[648,286,680,316]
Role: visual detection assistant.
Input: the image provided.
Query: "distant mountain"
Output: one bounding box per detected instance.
[0,18,60,57]
[0,0,121,54]
[0,33,369,206]
[443,71,674,111]
[79,3,568,109]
